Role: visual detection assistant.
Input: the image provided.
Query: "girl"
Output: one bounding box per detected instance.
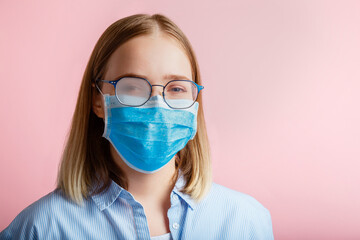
[0,14,273,240]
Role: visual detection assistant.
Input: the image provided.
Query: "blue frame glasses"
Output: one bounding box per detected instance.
[96,76,204,109]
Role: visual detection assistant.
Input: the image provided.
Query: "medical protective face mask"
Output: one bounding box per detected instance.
[102,94,198,173]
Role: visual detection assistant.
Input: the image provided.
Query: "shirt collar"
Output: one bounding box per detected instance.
[172,174,197,210]
[91,173,197,211]
[91,180,123,211]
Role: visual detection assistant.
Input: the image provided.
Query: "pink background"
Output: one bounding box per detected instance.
[1,0,359,239]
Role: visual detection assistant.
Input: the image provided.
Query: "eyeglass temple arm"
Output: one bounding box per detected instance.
[193,82,204,92]
[97,79,118,87]
[95,79,119,94]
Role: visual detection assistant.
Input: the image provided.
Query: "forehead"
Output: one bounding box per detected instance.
[104,34,192,81]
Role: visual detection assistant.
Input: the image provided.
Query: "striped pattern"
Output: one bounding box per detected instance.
[0,176,273,240]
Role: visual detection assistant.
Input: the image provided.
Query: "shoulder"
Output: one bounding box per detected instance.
[207,183,270,215]
[8,188,79,223]
[0,189,87,240]
[191,183,274,239]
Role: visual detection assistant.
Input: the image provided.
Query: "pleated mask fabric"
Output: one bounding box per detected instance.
[102,94,198,173]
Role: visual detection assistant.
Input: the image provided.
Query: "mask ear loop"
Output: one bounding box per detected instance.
[92,81,105,97]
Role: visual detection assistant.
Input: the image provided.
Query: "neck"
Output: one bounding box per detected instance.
[110,145,177,202]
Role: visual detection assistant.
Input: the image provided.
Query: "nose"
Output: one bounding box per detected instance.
[151,85,164,97]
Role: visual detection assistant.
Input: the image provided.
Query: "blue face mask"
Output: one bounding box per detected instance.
[102,94,198,173]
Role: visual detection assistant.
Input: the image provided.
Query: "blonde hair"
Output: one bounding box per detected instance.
[57,14,211,204]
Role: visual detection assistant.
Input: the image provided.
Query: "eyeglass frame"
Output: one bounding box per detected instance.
[95,76,204,109]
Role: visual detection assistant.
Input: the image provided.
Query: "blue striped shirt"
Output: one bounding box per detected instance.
[0,176,274,239]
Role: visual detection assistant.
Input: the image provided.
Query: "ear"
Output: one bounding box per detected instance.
[92,83,105,119]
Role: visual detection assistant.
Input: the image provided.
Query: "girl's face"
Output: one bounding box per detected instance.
[93,33,193,118]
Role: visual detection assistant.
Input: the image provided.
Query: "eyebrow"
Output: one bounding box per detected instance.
[111,73,191,81]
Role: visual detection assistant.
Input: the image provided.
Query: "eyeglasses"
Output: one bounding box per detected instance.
[96,76,204,109]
